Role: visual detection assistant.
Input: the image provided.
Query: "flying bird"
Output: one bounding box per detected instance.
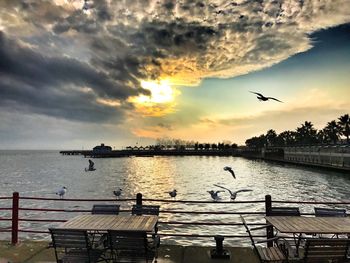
[168,189,177,199]
[250,91,283,103]
[207,190,224,201]
[214,184,252,201]
[56,186,67,199]
[113,188,122,198]
[224,166,236,179]
[82,0,88,10]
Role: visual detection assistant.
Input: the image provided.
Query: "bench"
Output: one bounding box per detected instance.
[49,228,105,263]
[303,238,349,263]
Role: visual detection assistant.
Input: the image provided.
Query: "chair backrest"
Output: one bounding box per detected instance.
[304,238,349,262]
[132,205,160,216]
[314,207,347,217]
[269,207,300,216]
[108,230,148,252]
[240,216,257,248]
[91,204,120,215]
[49,228,90,249]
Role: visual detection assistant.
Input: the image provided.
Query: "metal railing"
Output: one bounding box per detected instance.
[1,192,350,246]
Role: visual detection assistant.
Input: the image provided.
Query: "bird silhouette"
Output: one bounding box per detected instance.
[82,0,89,10]
[224,166,236,179]
[113,188,122,198]
[168,189,177,199]
[214,184,252,201]
[56,186,67,199]
[207,190,224,201]
[250,91,283,103]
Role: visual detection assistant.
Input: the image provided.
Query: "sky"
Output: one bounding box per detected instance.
[0,0,350,150]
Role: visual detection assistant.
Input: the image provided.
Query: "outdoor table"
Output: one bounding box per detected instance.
[265,216,350,234]
[57,214,159,232]
[265,216,350,256]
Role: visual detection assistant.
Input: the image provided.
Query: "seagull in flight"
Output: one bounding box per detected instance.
[214,184,252,201]
[168,189,177,199]
[113,188,122,198]
[82,0,89,10]
[56,186,67,199]
[207,190,224,201]
[250,91,283,103]
[224,166,236,179]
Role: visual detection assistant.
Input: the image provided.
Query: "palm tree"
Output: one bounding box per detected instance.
[277,130,297,146]
[338,114,350,144]
[266,129,277,146]
[316,130,326,144]
[323,120,341,144]
[295,121,318,145]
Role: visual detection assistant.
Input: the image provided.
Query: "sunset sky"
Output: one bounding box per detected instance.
[0,0,350,149]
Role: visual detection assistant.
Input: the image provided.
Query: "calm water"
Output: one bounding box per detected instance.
[0,150,349,246]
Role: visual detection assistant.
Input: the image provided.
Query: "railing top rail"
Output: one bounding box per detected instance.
[11,196,350,205]
[20,197,135,202]
[139,198,265,204]
[273,200,350,205]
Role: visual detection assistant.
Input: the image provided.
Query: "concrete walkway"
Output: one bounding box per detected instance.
[0,241,260,263]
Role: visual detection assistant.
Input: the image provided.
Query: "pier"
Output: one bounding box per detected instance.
[60,144,350,172]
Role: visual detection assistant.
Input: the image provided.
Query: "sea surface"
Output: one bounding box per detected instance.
[0,150,349,246]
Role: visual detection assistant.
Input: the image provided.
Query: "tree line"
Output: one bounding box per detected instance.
[245,114,350,148]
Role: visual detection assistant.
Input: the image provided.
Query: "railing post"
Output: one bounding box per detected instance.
[11,192,19,245]
[265,194,273,247]
[136,193,142,205]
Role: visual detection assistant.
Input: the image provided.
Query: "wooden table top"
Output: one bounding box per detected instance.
[57,215,158,232]
[265,216,350,234]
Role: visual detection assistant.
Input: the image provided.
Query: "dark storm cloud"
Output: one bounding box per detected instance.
[0,0,350,122]
[0,31,141,122]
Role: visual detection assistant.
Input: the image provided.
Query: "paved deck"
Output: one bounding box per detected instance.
[0,241,260,263]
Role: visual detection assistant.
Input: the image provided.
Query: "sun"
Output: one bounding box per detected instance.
[129,79,180,116]
[135,80,174,104]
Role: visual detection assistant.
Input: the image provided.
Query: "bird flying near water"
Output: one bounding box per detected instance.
[250,91,283,103]
[224,166,236,179]
[214,184,252,201]
[207,190,224,201]
[56,186,67,198]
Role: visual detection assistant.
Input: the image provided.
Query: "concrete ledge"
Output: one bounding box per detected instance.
[0,241,261,263]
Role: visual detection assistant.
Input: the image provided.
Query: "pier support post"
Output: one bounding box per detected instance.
[136,193,142,205]
[265,195,274,247]
[11,192,19,245]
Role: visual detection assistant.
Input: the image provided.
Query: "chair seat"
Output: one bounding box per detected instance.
[256,246,286,262]
[62,248,104,262]
[116,250,156,263]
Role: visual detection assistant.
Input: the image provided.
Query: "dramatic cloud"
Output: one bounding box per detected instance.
[0,0,350,147]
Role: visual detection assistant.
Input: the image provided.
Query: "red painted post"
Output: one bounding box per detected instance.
[11,192,19,245]
[265,195,273,247]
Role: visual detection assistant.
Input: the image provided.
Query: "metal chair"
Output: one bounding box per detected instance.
[270,207,300,216]
[314,207,347,238]
[240,215,288,262]
[91,204,120,215]
[90,204,120,249]
[132,205,160,216]
[49,228,106,263]
[314,207,347,217]
[132,204,161,248]
[108,230,158,262]
[303,238,350,263]
[269,206,300,257]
